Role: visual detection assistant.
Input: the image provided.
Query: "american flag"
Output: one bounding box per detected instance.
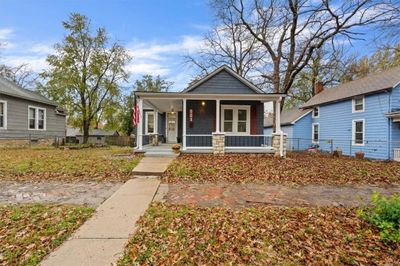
[132,95,140,127]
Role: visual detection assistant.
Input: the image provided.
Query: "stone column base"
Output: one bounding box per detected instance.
[272,133,288,158]
[212,132,225,155]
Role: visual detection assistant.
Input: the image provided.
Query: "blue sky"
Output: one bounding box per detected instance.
[0,0,213,92]
[0,0,381,93]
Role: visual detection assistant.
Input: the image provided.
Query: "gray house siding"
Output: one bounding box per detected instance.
[185,100,264,147]
[0,94,65,139]
[187,70,256,94]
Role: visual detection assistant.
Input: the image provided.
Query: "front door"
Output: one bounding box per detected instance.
[167,112,177,143]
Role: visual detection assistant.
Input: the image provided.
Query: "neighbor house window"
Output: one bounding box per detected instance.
[0,100,6,129]
[145,111,155,134]
[312,123,319,143]
[312,106,319,118]
[352,96,364,112]
[28,106,46,130]
[221,105,250,134]
[353,119,365,145]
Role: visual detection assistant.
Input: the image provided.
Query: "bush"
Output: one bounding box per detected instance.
[359,192,400,243]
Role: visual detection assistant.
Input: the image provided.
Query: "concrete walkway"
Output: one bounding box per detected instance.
[132,156,174,176]
[41,178,160,266]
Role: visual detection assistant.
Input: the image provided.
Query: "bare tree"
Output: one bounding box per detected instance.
[220,0,399,129]
[184,2,266,83]
[0,64,38,89]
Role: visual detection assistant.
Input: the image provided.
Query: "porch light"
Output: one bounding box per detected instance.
[170,107,175,114]
[201,101,206,106]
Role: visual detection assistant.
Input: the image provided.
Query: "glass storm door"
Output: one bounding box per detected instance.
[167,112,177,143]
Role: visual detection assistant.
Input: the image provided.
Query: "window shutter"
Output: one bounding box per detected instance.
[251,105,257,134]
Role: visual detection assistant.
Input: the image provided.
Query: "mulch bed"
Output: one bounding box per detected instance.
[0,204,94,265]
[163,153,400,185]
[120,203,399,265]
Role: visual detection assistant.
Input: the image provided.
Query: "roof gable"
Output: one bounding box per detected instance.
[264,108,312,127]
[302,66,400,108]
[182,65,264,94]
[0,76,58,106]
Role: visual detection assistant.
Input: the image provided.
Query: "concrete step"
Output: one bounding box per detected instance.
[132,157,174,176]
[145,151,178,158]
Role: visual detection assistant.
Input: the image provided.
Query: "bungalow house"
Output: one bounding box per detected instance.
[134,65,286,156]
[266,66,400,161]
[0,76,66,144]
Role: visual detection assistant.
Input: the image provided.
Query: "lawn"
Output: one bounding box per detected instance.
[0,204,94,265]
[0,147,142,182]
[119,203,400,265]
[163,152,400,185]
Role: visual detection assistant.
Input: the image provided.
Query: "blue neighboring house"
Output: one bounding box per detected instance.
[265,66,400,160]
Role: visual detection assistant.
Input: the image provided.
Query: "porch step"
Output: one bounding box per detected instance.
[144,151,178,158]
[132,157,174,176]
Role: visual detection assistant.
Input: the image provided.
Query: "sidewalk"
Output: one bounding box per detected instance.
[40,178,160,266]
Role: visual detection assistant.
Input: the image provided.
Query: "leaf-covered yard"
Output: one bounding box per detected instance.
[119,203,399,265]
[163,153,400,185]
[0,204,94,265]
[0,147,141,182]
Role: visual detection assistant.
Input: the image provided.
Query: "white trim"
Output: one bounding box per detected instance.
[352,119,365,146]
[216,99,221,133]
[28,105,46,131]
[0,100,7,130]
[145,111,156,135]
[166,112,178,143]
[182,99,187,150]
[352,96,365,113]
[221,105,251,135]
[137,98,143,150]
[311,123,319,144]
[275,98,281,133]
[312,106,320,118]
[291,110,313,124]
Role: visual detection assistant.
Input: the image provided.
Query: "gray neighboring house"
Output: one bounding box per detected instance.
[66,126,119,144]
[0,76,66,141]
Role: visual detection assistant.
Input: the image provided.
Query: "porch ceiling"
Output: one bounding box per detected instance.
[144,99,182,113]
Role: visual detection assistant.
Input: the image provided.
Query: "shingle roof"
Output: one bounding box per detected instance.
[264,107,312,127]
[302,66,400,108]
[0,76,58,106]
[67,126,119,137]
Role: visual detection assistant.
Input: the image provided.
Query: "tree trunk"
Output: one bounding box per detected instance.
[83,120,90,144]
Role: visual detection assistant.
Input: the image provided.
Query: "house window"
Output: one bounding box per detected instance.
[353,119,365,145]
[145,112,155,134]
[312,123,319,143]
[28,106,46,130]
[221,105,250,134]
[312,106,319,118]
[0,101,6,129]
[352,96,364,112]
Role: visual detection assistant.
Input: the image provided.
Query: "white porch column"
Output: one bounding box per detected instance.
[274,98,281,133]
[216,99,221,133]
[182,99,187,150]
[137,98,143,150]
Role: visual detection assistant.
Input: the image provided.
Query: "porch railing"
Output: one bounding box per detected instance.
[185,134,213,148]
[225,135,272,148]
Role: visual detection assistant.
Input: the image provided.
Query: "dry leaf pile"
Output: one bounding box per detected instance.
[119,203,400,265]
[0,204,94,265]
[163,153,400,185]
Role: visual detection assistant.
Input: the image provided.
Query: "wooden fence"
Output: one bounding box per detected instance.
[105,136,135,147]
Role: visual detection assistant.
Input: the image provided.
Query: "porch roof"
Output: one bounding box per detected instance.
[135,91,285,101]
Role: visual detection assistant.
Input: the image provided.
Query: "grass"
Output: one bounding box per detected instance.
[119,203,400,265]
[0,204,94,266]
[163,152,400,185]
[0,146,142,182]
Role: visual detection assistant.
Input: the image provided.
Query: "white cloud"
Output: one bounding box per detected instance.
[28,43,54,55]
[0,28,13,40]
[2,55,48,73]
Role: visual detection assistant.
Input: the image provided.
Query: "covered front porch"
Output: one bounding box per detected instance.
[135,92,286,156]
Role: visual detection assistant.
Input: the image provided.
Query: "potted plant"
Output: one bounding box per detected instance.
[355,151,365,159]
[172,144,181,154]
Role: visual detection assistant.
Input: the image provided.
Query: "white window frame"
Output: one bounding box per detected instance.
[352,119,365,146]
[0,100,7,130]
[312,106,320,118]
[221,105,251,135]
[352,96,365,113]
[145,111,156,135]
[311,123,319,144]
[28,106,46,131]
